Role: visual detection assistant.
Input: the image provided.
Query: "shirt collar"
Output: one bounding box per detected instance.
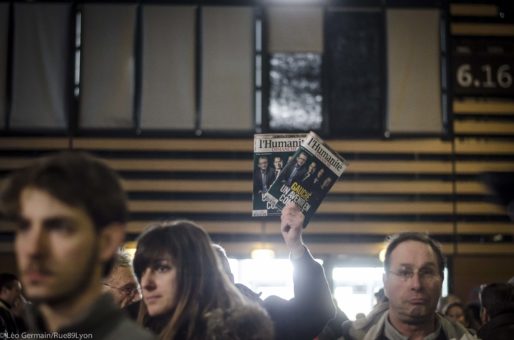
[384,311,442,340]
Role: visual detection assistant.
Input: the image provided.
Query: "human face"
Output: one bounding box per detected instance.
[296,154,307,167]
[308,162,317,173]
[141,258,177,316]
[384,240,442,326]
[15,188,99,304]
[1,281,22,305]
[316,168,325,179]
[104,266,141,307]
[445,305,466,326]
[258,158,268,171]
[273,158,283,170]
[321,177,332,189]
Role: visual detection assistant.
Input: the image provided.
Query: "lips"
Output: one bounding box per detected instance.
[409,297,428,305]
[24,270,52,283]
[144,295,161,304]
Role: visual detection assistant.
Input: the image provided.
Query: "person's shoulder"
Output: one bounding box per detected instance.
[438,313,478,340]
[205,304,273,340]
[106,316,155,340]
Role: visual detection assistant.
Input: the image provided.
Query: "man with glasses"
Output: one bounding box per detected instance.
[343,233,476,339]
[103,251,141,308]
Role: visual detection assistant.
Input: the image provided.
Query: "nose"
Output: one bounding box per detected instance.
[410,272,422,290]
[141,268,156,292]
[19,225,47,258]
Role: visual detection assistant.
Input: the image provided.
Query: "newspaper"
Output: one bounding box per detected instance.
[252,133,306,217]
[263,131,348,225]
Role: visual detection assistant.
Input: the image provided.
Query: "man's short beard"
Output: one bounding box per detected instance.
[399,311,433,326]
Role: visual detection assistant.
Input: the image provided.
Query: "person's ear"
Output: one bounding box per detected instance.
[480,307,488,324]
[98,223,125,262]
[382,273,389,298]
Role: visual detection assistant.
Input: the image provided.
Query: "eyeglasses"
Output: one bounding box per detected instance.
[388,267,439,282]
[103,283,139,297]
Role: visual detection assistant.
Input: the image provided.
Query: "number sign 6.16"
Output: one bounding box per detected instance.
[454,59,514,97]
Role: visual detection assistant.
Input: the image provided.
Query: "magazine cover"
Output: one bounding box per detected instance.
[263,131,348,225]
[252,133,306,217]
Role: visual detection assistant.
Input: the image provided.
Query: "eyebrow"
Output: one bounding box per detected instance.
[396,262,437,269]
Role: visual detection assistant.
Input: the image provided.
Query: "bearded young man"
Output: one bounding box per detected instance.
[1,152,154,340]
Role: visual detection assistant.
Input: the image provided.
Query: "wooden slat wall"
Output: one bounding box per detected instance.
[1,133,512,257]
[1,2,513,258]
[450,1,514,256]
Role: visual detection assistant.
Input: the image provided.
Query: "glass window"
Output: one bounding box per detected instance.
[269,53,322,130]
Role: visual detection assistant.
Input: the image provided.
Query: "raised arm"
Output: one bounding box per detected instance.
[263,203,335,340]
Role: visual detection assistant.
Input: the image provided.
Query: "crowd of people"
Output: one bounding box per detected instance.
[0,151,513,339]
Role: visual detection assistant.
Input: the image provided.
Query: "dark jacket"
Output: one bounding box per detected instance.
[239,247,335,340]
[281,163,308,186]
[478,312,514,340]
[0,299,18,334]
[125,248,335,340]
[254,166,276,193]
[25,293,154,340]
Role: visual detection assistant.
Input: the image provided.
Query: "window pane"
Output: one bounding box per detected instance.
[140,5,196,130]
[269,53,322,130]
[325,8,385,136]
[0,3,7,129]
[201,6,254,131]
[79,4,136,129]
[10,3,71,130]
[268,6,323,53]
[387,9,442,133]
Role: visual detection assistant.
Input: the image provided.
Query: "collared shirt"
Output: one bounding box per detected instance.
[384,313,444,340]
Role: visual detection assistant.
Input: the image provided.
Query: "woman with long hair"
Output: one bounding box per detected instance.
[133,220,273,340]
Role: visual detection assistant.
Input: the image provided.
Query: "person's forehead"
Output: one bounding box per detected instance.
[112,266,136,282]
[389,240,437,266]
[21,188,78,217]
[20,187,95,230]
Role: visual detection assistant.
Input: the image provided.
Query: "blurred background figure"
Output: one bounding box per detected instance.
[133,220,273,340]
[478,282,514,340]
[214,204,336,340]
[103,250,142,308]
[0,152,153,339]
[442,301,480,334]
[437,293,462,313]
[0,273,22,334]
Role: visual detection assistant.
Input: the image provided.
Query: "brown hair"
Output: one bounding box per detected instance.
[384,232,446,277]
[0,151,127,276]
[134,221,270,340]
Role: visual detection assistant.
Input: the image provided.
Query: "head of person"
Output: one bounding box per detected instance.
[307,162,317,174]
[296,152,308,167]
[437,293,462,313]
[0,152,127,305]
[0,273,22,306]
[103,251,141,308]
[257,156,268,172]
[479,282,514,323]
[443,302,467,327]
[273,157,283,171]
[316,168,325,179]
[133,220,244,339]
[212,244,234,284]
[383,232,445,327]
[321,177,333,190]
